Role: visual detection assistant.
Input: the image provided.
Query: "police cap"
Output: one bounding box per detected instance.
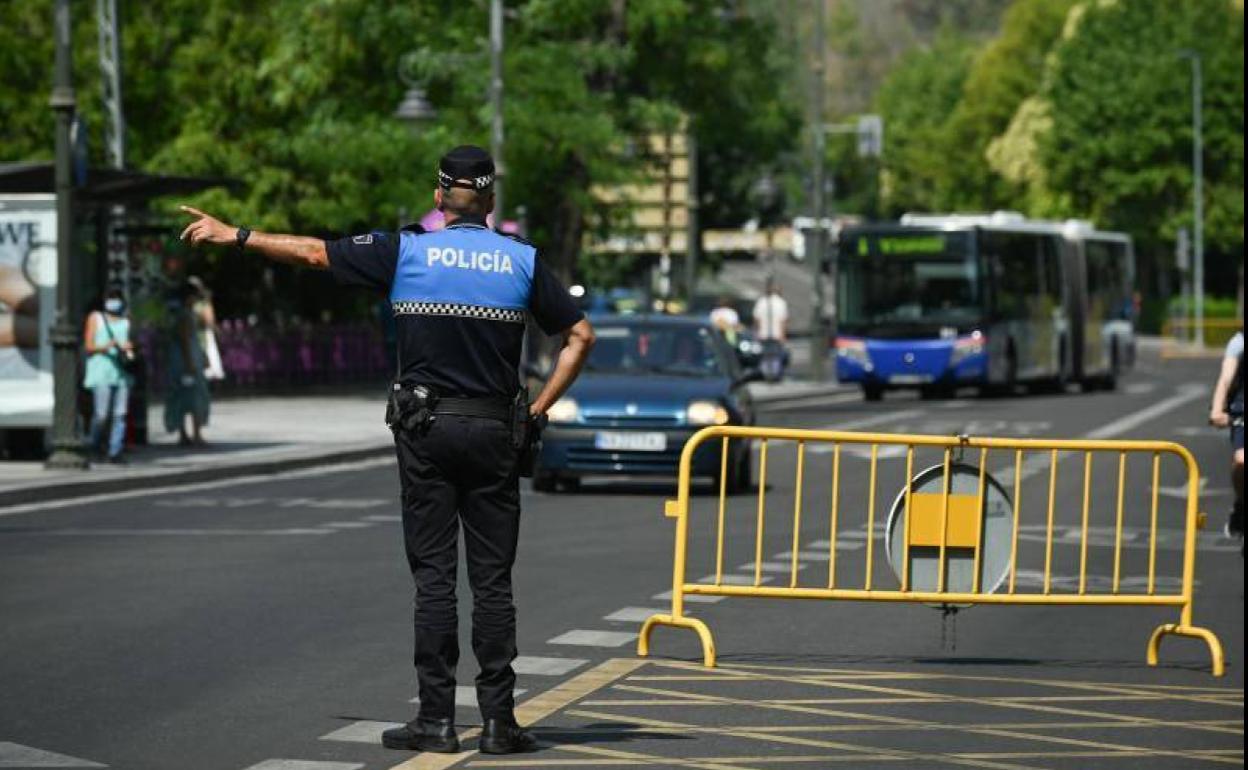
[438,145,495,191]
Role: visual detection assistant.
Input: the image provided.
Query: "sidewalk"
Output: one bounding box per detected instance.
[0,379,847,508]
[0,395,393,508]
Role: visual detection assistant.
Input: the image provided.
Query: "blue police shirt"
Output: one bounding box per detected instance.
[326,216,583,398]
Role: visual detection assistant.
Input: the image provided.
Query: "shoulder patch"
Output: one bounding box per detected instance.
[352,234,374,245]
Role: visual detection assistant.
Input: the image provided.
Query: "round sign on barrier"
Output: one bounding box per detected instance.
[884,462,1015,605]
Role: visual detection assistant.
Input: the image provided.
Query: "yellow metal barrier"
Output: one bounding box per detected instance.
[638,426,1225,676]
[1160,318,1242,359]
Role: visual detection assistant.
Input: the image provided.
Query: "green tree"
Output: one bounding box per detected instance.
[1,0,799,305]
[1039,0,1244,297]
[871,30,978,215]
[940,0,1076,209]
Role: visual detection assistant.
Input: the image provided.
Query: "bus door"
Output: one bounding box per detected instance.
[984,231,1066,380]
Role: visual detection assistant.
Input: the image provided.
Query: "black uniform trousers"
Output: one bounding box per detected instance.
[394,413,521,721]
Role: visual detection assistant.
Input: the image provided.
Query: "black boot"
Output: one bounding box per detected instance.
[382,716,460,752]
[479,717,538,754]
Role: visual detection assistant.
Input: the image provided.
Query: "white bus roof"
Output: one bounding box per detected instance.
[897,211,1129,242]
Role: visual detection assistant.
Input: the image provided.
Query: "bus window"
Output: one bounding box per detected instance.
[1042,236,1064,301]
[1086,239,1130,320]
[985,232,1041,319]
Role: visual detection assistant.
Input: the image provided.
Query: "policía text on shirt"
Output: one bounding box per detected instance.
[426,247,514,274]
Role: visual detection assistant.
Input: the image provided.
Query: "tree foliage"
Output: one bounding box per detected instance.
[0,0,799,306]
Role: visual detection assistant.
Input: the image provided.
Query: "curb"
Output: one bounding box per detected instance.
[0,442,393,509]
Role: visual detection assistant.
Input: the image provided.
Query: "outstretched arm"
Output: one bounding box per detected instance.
[179,206,328,270]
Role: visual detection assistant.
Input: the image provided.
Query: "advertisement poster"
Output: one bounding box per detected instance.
[0,195,57,428]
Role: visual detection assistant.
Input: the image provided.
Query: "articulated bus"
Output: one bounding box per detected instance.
[835,212,1135,400]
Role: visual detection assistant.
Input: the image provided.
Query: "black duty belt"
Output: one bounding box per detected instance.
[434,396,511,422]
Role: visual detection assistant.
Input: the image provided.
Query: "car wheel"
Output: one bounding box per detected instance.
[558,476,582,493]
[862,384,884,402]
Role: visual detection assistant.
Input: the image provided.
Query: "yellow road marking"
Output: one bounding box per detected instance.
[646,661,1243,735]
[564,707,1047,770]
[384,658,645,770]
[604,681,1241,766]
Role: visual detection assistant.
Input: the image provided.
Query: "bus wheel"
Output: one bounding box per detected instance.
[863,384,884,401]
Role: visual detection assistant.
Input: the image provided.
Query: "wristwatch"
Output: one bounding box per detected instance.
[235,226,252,251]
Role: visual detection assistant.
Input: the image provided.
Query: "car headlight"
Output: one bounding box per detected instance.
[687,400,730,426]
[548,397,579,423]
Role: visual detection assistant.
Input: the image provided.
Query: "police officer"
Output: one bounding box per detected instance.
[179,145,595,755]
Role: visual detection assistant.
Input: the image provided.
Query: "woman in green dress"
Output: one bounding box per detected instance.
[164,281,210,445]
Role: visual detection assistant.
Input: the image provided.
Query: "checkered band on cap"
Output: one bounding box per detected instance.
[393,300,525,324]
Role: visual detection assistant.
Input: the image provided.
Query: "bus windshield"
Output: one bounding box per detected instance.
[838,230,982,334]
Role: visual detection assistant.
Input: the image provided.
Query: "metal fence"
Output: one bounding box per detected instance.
[638,425,1225,676]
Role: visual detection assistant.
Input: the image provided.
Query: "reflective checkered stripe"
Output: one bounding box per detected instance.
[392,300,526,324]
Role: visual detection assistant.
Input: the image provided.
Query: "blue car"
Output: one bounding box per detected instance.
[534,314,759,493]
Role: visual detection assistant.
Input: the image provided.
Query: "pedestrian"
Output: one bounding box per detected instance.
[709,295,741,344]
[1209,326,1243,540]
[81,287,135,463]
[188,275,226,382]
[753,279,789,380]
[164,280,211,446]
[177,145,595,755]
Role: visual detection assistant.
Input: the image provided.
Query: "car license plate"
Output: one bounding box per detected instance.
[889,374,933,385]
[595,432,667,452]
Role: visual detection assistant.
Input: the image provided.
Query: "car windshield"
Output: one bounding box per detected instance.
[839,230,983,331]
[585,324,727,377]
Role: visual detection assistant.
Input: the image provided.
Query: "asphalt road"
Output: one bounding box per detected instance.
[1,352,1242,770]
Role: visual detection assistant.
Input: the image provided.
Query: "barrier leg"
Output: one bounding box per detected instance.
[638,614,717,668]
[1147,623,1225,677]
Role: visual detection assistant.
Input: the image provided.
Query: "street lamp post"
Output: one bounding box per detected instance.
[808,0,828,381]
[46,0,87,469]
[1180,51,1204,348]
[490,0,505,223]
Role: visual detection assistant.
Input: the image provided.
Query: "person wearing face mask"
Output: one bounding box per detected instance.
[82,287,136,463]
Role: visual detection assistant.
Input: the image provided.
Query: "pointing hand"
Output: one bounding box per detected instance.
[179,205,238,247]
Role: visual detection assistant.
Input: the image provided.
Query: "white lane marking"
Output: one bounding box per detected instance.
[0,456,395,518]
[1012,569,1190,592]
[762,392,863,411]
[736,561,807,574]
[0,742,105,768]
[1014,524,1242,553]
[28,528,336,537]
[818,409,925,432]
[546,630,638,647]
[321,521,375,529]
[809,534,876,547]
[773,550,832,562]
[652,590,723,603]
[512,656,587,676]
[695,573,775,585]
[410,685,526,707]
[241,762,363,770]
[752,410,925,455]
[361,514,402,522]
[319,720,403,744]
[1125,382,1157,395]
[1084,384,1206,439]
[153,497,387,510]
[996,385,1209,484]
[603,607,669,622]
